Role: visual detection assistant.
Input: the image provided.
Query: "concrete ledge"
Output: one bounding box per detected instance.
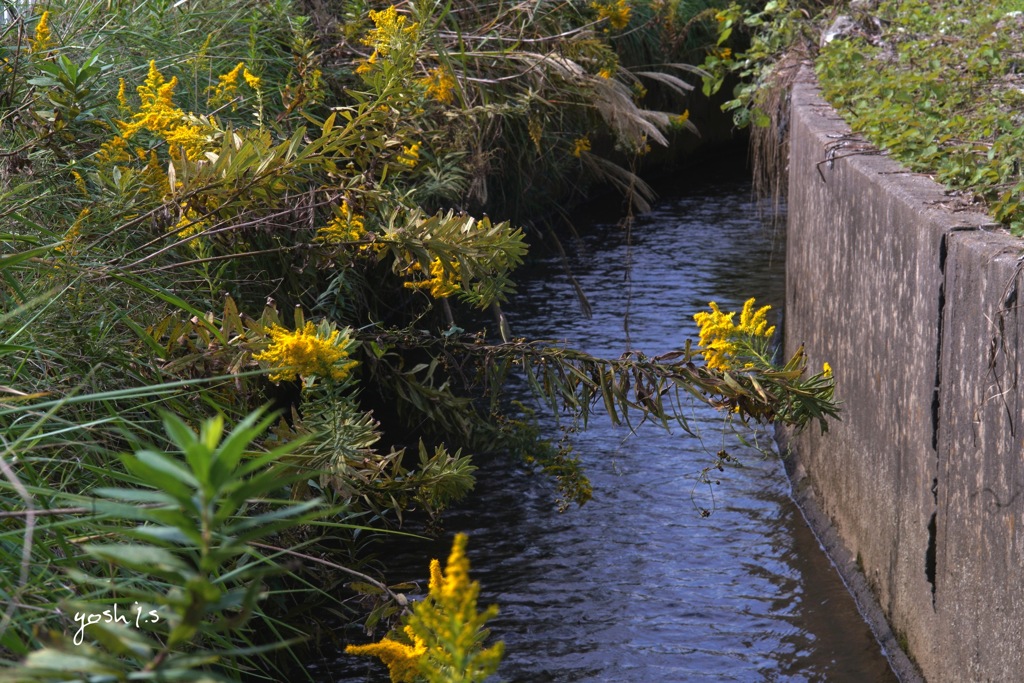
[783,66,1023,682]
[777,425,925,683]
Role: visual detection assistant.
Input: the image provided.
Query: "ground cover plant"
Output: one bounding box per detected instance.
[702,0,1024,233]
[815,0,1024,233]
[1,1,839,680]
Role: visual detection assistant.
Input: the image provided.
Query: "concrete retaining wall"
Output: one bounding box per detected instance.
[783,68,1024,682]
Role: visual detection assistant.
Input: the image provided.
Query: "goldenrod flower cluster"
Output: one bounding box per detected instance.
[398,142,421,168]
[572,135,591,158]
[253,321,357,383]
[591,0,632,30]
[316,201,368,246]
[94,134,164,189]
[417,67,457,104]
[242,67,261,91]
[363,6,419,57]
[670,110,690,129]
[210,62,245,107]
[30,11,54,54]
[355,52,378,76]
[119,62,182,138]
[347,534,503,683]
[694,298,775,371]
[56,208,89,255]
[404,258,460,299]
[528,117,544,151]
[116,79,130,115]
[172,208,208,249]
[345,626,426,683]
[208,62,259,109]
[71,170,88,195]
[163,123,210,160]
[116,61,212,162]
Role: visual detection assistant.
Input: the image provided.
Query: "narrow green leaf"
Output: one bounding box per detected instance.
[22,648,121,674]
[82,544,190,575]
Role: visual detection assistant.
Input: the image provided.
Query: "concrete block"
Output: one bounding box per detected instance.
[783,66,1013,682]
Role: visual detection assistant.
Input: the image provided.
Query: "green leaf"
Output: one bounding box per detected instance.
[80,621,156,661]
[125,449,200,498]
[21,648,121,675]
[93,487,180,506]
[82,544,191,578]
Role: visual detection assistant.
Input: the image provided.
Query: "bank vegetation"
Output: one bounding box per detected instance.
[0,1,837,680]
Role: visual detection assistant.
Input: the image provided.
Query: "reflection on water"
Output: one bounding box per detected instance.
[318,178,897,683]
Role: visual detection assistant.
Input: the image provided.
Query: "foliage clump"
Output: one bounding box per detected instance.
[816,0,1024,233]
[0,0,839,680]
[702,0,1024,231]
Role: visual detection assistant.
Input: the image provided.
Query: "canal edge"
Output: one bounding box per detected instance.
[776,425,926,683]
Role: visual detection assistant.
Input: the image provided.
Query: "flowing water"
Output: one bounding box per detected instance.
[317,175,898,682]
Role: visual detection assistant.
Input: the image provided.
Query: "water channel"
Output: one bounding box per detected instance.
[319,171,899,682]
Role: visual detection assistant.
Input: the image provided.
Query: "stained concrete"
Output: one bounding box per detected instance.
[783,67,1023,682]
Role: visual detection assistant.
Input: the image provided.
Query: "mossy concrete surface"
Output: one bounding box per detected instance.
[783,66,1024,682]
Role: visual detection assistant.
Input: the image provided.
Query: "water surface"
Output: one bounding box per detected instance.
[320,178,897,683]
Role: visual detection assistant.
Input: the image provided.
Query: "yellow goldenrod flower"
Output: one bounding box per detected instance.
[528,117,544,151]
[598,68,614,79]
[119,61,184,140]
[591,0,631,31]
[355,52,378,75]
[397,142,420,168]
[114,61,216,163]
[823,362,833,377]
[56,208,89,254]
[253,321,357,383]
[96,135,133,166]
[71,171,88,196]
[718,47,733,60]
[403,257,460,299]
[348,534,503,683]
[694,298,775,371]
[316,201,368,246]
[428,558,444,594]
[413,534,504,679]
[345,631,425,683]
[572,136,591,158]
[210,62,245,107]
[363,6,418,57]
[671,110,690,128]
[242,67,261,91]
[736,297,774,338]
[694,301,738,371]
[436,533,470,602]
[30,11,54,54]
[417,66,456,104]
[172,207,208,249]
[116,79,130,114]
[163,122,209,161]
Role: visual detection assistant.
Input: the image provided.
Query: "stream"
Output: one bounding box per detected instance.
[318,172,899,682]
